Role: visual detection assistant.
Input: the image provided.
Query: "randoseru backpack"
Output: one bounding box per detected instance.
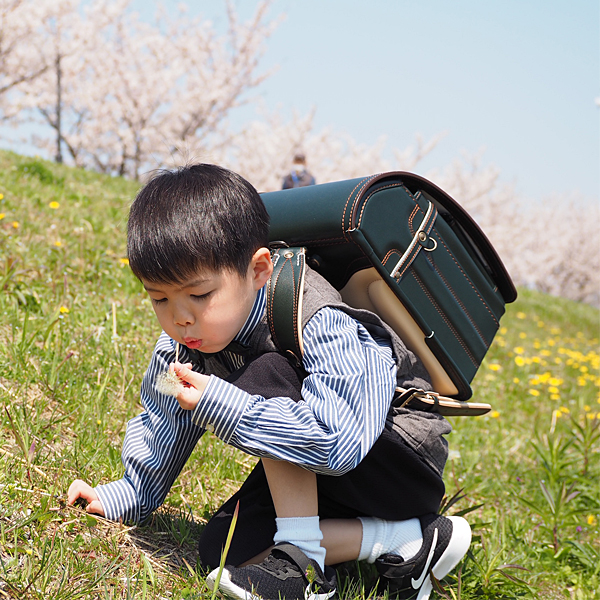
[260,172,517,416]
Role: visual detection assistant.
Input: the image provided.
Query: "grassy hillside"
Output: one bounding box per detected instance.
[0,151,598,599]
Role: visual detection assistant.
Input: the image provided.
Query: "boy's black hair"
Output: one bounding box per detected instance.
[127,164,270,284]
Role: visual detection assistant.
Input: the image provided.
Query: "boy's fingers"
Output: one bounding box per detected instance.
[174,363,203,386]
[67,479,98,505]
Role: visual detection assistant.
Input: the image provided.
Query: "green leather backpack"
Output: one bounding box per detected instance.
[260,172,517,415]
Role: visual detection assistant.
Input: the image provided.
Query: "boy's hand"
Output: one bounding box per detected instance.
[67,479,105,517]
[172,362,210,410]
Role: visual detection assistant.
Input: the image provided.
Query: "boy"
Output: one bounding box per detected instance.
[68,164,472,600]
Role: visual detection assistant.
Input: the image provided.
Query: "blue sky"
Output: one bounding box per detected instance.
[158,0,597,203]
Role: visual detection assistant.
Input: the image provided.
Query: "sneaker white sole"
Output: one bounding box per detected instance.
[206,567,336,600]
[207,568,257,600]
[416,516,472,600]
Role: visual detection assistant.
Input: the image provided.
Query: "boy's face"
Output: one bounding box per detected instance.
[142,248,272,354]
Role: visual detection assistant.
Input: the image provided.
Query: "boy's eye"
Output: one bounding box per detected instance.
[151,297,167,305]
[191,292,212,301]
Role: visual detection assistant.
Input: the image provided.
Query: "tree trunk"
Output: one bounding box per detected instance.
[55,52,63,163]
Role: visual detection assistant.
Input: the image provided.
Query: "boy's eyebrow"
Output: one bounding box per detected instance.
[143,278,211,293]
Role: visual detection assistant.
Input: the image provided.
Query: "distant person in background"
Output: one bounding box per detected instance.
[282,153,316,189]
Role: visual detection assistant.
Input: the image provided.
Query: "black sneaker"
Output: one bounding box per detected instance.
[375,514,471,600]
[206,542,337,600]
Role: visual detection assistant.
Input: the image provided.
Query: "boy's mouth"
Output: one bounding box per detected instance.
[183,338,202,349]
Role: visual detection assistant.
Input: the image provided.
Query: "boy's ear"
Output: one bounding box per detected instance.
[250,247,273,290]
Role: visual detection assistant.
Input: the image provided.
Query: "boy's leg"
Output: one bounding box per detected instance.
[198,352,323,570]
[261,458,326,568]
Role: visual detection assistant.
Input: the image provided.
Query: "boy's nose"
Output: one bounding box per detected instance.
[173,309,195,327]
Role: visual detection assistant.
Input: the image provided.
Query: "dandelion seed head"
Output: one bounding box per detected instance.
[156,370,184,397]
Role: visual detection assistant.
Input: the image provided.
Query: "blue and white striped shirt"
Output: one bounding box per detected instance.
[95,286,397,523]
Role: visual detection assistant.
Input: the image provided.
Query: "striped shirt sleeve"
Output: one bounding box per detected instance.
[94,332,205,523]
[192,307,397,476]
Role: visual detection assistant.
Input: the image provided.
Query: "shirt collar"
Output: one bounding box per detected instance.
[234,285,266,346]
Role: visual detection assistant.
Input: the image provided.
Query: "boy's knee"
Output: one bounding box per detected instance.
[197,523,224,570]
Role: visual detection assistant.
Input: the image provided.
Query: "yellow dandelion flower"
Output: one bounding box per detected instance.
[548,386,559,394]
[519,332,527,339]
[54,240,62,247]
[490,410,500,418]
[532,356,541,364]
[537,320,544,327]
[0,193,3,200]
[584,405,591,412]
[529,389,540,397]
[514,356,525,367]
[49,201,60,209]
[530,378,540,385]
[59,306,69,314]
[550,394,560,400]
[554,409,562,419]
[11,221,19,228]
[578,377,587,387]
[580,365,589,373]
[549,377,563,386]
[500,327,508,335]
[514,347,525,354]
[554,357,562,364]
[488,363,502,371]
[559,406,570,414]
[540,349,551,356]
[587,413,597,420]
[0,213,4,220]
[97,419,102,425]
[516,312,526,319]
[548,339,556,346]
[550,327,561,335]
[119,257,129,265]
[513,377,520,384]
[533,341,541,349]
[25,548,32,555]
[597,412,600,419]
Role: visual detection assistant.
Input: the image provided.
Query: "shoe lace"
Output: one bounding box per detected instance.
[260,553,300,577]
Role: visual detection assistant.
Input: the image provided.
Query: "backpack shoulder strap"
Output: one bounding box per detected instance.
[266,247,306,366]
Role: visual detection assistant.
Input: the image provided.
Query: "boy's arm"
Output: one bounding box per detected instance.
[85,333,205,523]
[185,308,397,476]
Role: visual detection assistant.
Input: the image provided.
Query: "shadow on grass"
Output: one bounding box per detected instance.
[128,506,207,575]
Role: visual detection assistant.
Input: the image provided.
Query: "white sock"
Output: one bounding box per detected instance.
[273,516,326,570]
[357,517,423,563]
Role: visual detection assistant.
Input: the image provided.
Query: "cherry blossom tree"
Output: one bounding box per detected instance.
[431,154,600,306]
[13,0,278,179]
[0,0,57,120]
[202,109,444,192]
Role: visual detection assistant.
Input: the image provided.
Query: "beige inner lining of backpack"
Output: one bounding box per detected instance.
[340,267,459,396]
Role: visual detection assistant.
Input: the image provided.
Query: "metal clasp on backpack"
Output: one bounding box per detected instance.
[390,201,438,280]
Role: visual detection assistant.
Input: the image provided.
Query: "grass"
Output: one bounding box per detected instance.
[0,150,598,599]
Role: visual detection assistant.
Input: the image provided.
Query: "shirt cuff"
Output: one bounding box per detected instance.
[191,375,251,443]
[95,478,140,523]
